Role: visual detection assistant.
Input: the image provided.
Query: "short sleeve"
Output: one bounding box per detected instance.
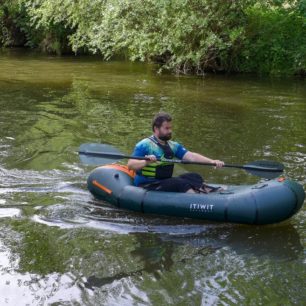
[175,143,188,159]
[132,142,148,157]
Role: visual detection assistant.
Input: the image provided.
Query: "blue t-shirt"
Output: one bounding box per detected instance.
[132,136,188,186]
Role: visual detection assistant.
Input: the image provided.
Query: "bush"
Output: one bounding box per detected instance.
[1,0,305,75]
[0,1,25,47]
[23,0,251,74]
[238,3,306,75]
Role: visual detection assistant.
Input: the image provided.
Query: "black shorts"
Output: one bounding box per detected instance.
[140,173,204,193]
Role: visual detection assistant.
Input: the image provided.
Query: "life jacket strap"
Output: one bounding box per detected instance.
[148,136,174,159]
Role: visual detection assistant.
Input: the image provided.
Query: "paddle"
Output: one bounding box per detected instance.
[79,143,284,179]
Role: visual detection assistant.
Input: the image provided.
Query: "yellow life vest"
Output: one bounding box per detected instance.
[140,136,174,179]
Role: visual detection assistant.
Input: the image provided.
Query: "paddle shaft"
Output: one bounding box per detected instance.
[78,150,281,172]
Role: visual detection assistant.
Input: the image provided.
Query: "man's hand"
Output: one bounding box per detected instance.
[145,155,157,164]
[212,160,224,168]
[128,154,158,171]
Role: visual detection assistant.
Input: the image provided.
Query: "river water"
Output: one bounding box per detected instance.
[0,50,305,305]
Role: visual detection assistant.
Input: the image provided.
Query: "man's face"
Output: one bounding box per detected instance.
[155,121,172,141]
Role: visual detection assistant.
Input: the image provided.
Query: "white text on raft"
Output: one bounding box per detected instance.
[190,203,214,212]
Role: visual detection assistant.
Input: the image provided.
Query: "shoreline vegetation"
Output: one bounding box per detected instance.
[1,0,305,76]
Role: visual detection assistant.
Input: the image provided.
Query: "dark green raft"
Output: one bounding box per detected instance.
[87,164,305,225]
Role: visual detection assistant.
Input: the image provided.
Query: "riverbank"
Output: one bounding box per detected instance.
[1,0,305,76]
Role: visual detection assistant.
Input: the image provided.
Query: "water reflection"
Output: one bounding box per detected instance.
[79,223,303,304]
[79,221,303,299]
[84,270,143,290]
[0,208,21,218]
[0,225,84,305]
[160,224,303,261]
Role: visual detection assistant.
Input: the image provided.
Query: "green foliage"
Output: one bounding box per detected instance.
[21,0,252,73]
[84,0,249,74]
[0,0,21,46]
[237,2,306,75]
[1,0,305,75]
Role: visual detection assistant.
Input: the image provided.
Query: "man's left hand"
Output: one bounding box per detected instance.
[212,160,225,168]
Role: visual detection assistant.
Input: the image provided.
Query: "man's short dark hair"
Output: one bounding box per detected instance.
[152,112,172,131]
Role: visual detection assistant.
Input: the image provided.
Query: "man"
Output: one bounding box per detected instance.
[127,112,224,193]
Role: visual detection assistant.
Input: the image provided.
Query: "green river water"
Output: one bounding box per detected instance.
[0,50,305,305]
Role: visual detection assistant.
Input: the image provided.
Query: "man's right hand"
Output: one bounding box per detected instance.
[128,155,157,171]
[145,155,157,164]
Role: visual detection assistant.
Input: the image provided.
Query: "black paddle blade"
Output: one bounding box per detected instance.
[244,160,284,179]
[246,169,283,179]
[79,143,123,165]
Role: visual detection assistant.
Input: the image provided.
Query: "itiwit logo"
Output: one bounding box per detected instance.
[190,203,214,213]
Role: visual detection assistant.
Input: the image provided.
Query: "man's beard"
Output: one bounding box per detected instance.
[159,134,172,141]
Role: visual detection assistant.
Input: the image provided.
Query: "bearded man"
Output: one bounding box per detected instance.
[127,112,224,193]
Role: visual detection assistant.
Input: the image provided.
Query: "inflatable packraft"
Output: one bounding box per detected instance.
[87,164,305,225]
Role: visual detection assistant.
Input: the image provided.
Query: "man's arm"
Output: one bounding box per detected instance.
[127,142,157,171]
[182,151,224,168]
[127,159,145,171]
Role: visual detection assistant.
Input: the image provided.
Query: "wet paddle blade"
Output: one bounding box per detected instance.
[79,143,124,165]
[244,160,284,179]
[246,169,283,179]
